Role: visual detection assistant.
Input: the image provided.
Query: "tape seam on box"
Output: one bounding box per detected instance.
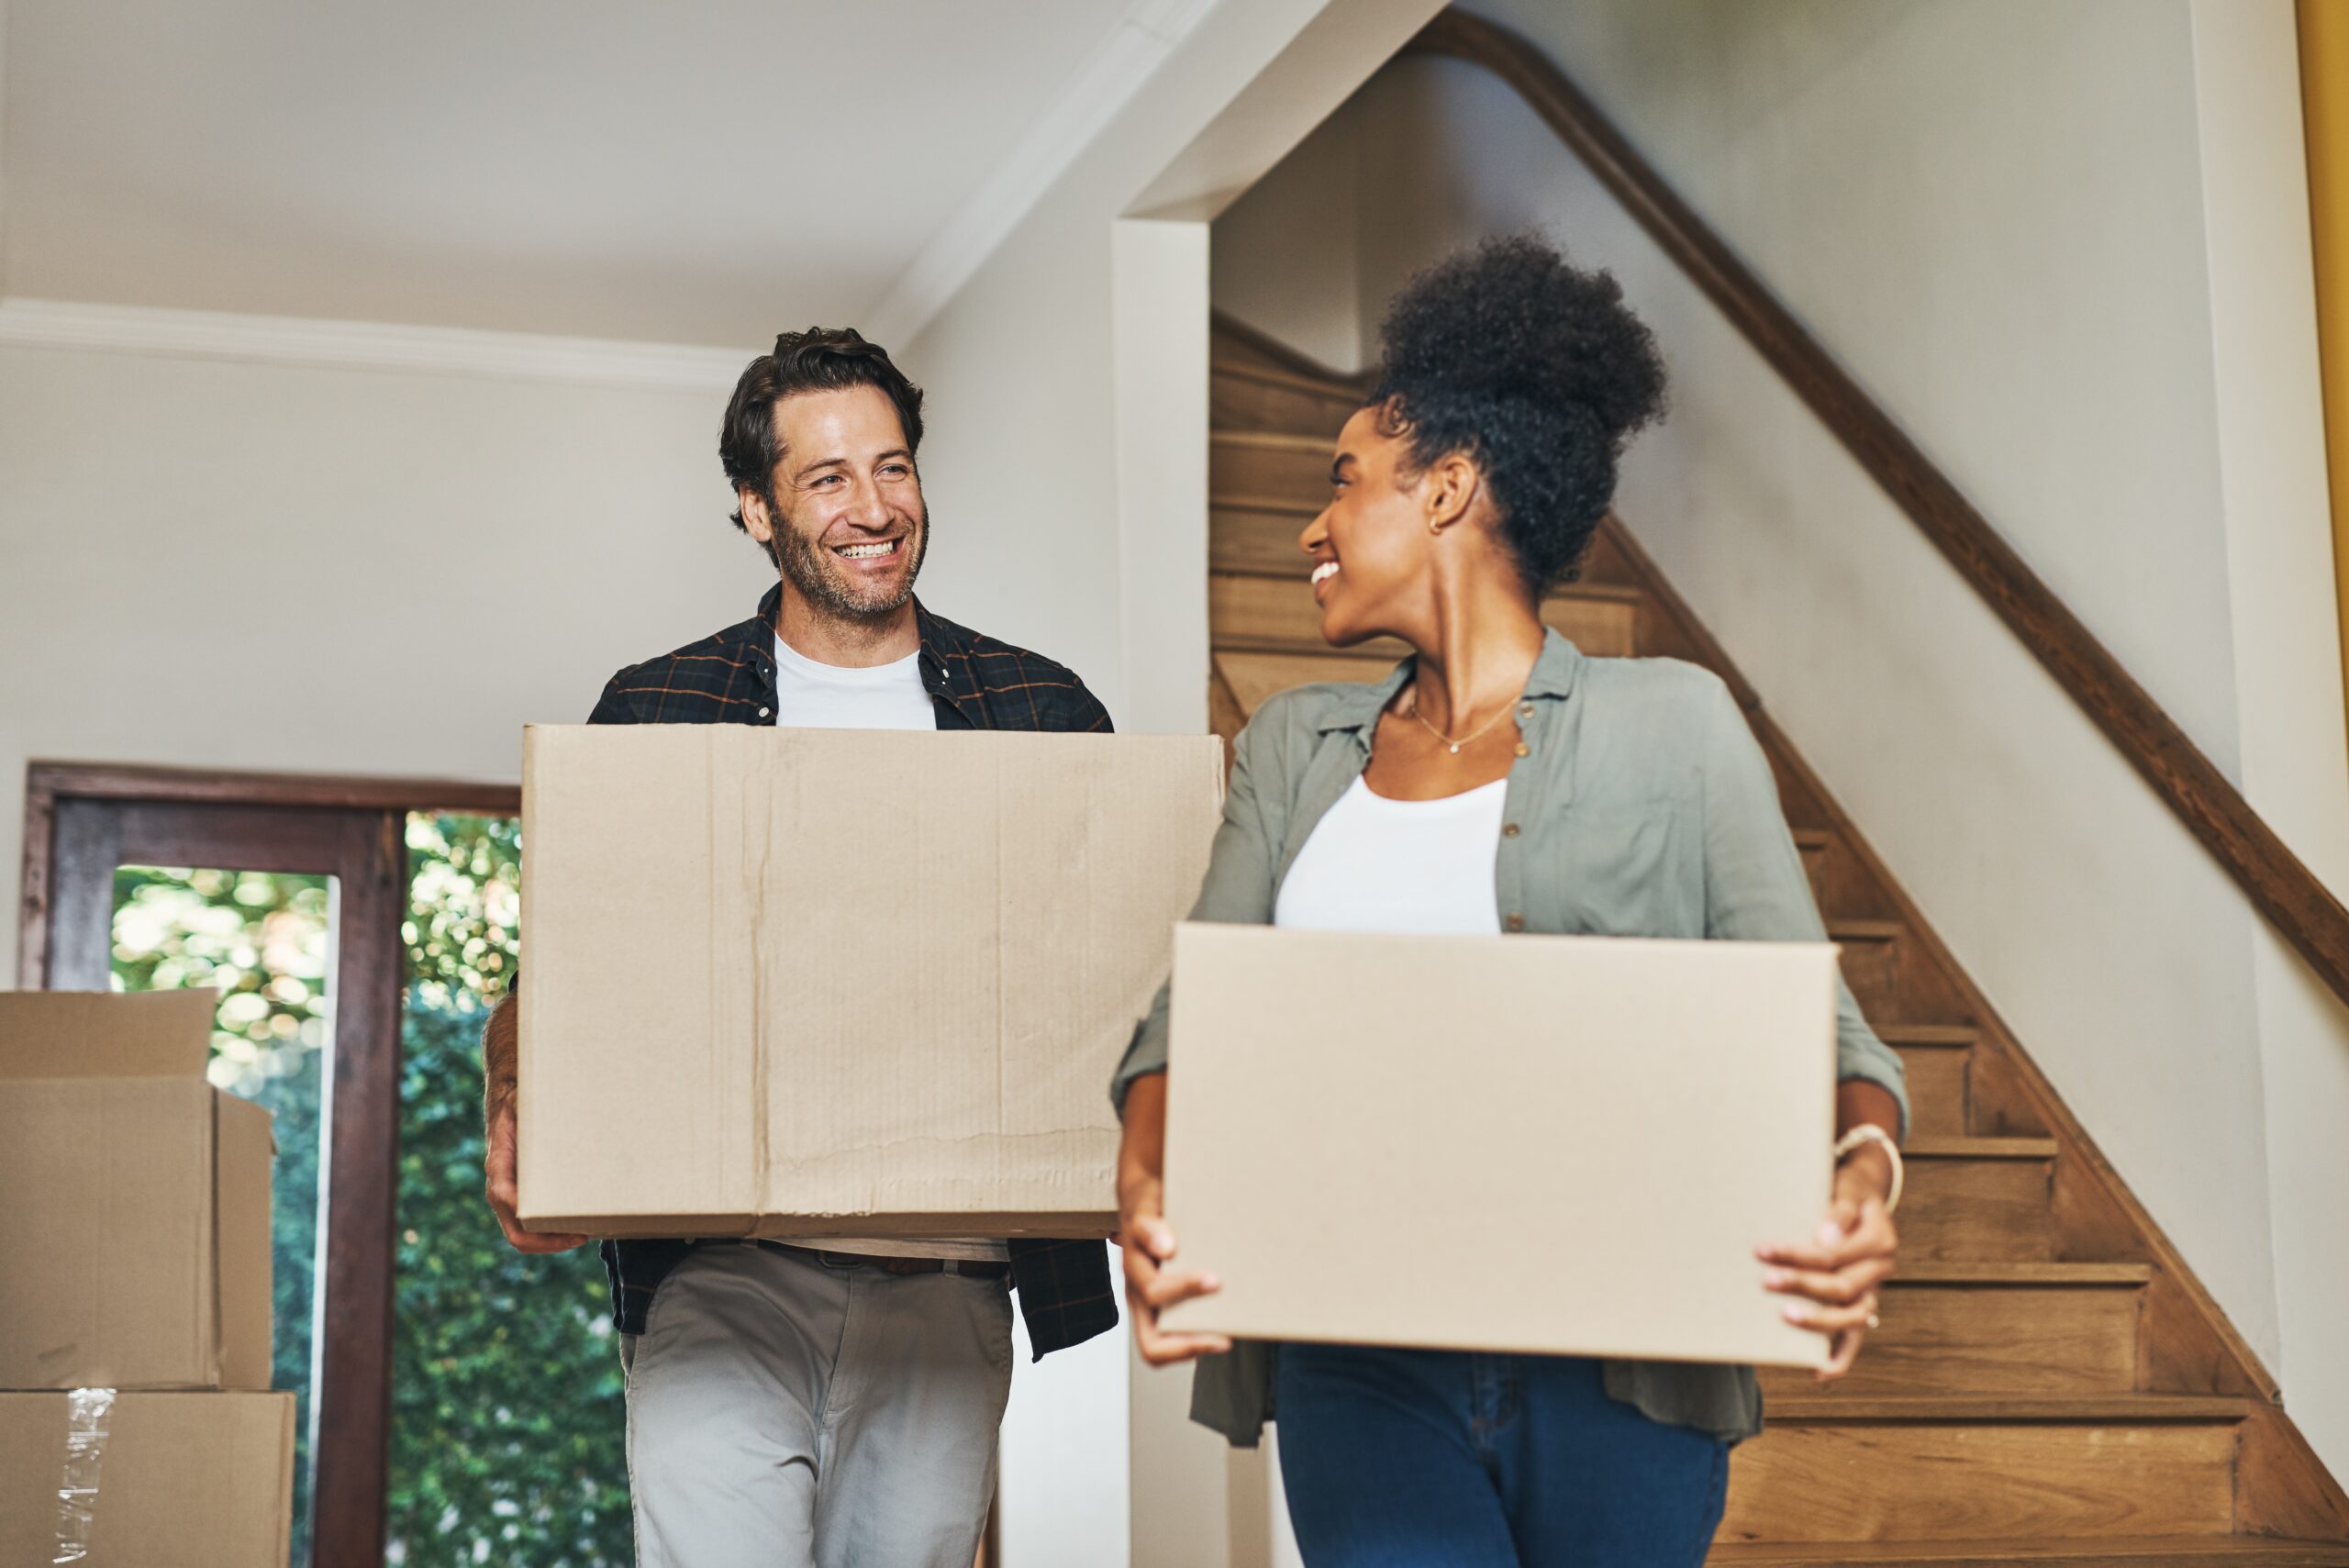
[53,1385,116,1564]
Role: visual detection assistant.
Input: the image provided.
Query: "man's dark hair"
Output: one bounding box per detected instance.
[719,327,927,531]
[1369,235,1665,595]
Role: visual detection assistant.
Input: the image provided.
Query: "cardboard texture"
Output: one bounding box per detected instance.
[0,1391,295,1567]
[0,993,274,1391]
[1159,925,1840,1369]
[518,725,1224,1239]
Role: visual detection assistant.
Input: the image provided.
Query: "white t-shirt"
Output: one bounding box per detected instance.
[771,633,1008,1265]
[1273,774,1507,936]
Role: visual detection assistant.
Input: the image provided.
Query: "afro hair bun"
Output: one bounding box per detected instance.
[1371,234,1666,592]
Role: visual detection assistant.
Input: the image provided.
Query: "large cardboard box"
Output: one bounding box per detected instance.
[518,725,1223,1239]
[1160,924,1840,1368]
[0,1390,294,1566]
[0,991,274,1391]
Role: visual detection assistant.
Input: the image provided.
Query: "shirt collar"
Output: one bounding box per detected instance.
[733,584,974,706]
[1313,628,1586,733]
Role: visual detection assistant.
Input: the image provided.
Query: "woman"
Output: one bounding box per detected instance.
[1110,237,1908,1566]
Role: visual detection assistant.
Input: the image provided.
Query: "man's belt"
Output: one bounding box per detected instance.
[751,1240,1011,1280]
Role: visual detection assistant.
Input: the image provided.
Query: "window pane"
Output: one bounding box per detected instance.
[110,865,331,1568]
[389,813,630,1566]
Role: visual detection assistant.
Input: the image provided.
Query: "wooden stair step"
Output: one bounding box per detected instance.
[1209,572,1638,660]
[1907,1136,2059,1159]
[1826,918,1971,1027]
[1888,1261,2149,1284]
[1211,360,1360,438]
[1881,1027,1982,1137]
[1759,1262,2152,1397]
[1795,826,1906,930]
[1896,1138,2057,1261]
[1763,1395,2249,1424]
[1709,1538,2349,1565]
[1211,650,1389,717]
[1723,1397,2248,1540]
[1210,495,1319,576]
[1212,429,1340,508]
[1879,1024,1983,1048]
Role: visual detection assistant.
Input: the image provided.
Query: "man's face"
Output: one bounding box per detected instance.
[742,384,928,618]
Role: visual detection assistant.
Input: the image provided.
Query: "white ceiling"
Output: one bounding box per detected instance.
[1,0,1163,348]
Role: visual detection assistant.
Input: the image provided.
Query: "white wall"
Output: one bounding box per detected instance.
[0,341,746,952]
[1208,0,2349,1483]
[1211,109,1364,373]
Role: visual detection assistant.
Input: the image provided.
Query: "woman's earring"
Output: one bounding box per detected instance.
[1427,518,1442,537]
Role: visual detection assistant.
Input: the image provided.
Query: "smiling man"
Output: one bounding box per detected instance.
[478,328,1119,1568]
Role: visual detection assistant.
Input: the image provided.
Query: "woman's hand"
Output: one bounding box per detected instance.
[1757,1145,1898,1382]
[1118,1074,1232,1366]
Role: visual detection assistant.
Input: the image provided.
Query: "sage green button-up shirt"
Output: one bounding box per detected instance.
[1111,631,1909,1448]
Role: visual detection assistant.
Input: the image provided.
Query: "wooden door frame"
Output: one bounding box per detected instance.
[18,761,519,1568]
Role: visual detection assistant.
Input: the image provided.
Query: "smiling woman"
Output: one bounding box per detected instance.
[1114,237,1909,1568]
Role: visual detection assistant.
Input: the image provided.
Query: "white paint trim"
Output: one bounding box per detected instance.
[1112,217,1212,737]
[863,0,1222,349]
[0,296,751,389]
[1,0,13,297]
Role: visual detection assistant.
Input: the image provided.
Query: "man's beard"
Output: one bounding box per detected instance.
[771,507,930,620]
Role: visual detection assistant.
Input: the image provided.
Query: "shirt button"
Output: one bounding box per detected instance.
[1504,913,1525,932]
[1513,742,1531,758]
[1519,704,1534,719]
[757,706,772,717]
[1502,823,1520,838]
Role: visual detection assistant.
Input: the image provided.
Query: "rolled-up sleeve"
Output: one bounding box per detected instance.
[1698,681,1909,1138]
[1110,714,1285,1118]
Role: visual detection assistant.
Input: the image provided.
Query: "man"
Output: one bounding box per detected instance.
[480,327,1119,1568]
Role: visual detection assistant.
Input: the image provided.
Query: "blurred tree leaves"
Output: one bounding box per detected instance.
[390,815,629,1567]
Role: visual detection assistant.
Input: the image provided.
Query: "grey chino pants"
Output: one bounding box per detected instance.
[620,1243,1015,1568]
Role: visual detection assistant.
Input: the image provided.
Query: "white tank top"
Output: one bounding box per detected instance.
[1273,774,1507,936]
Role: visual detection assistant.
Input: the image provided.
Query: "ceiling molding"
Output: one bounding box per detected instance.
[0,296,751,390]
[863,0,1223,349]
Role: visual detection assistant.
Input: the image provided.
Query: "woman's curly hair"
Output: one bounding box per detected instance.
[1370,235,1666,595]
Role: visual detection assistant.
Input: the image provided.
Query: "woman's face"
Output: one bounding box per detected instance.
[1298,406,1437,649]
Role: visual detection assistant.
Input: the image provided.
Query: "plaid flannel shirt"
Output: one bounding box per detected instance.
[587,584,1121,1359]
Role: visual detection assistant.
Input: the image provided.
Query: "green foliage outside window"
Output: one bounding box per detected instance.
[390,814,630,1566]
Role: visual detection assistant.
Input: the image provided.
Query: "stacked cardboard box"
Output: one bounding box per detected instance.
[0,990,294,1566]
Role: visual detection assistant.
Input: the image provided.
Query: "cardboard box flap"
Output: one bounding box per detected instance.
[0,990,214,1080]
[214,1093,278,1390]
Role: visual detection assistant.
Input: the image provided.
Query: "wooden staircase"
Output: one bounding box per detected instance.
[1202,317,2349,1566]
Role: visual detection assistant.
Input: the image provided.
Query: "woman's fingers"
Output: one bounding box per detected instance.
[1762,1254,1895,1307]
[1816,1325,1866,1382]
[1142,1263,1222,1312]
[1759,1195,1897,1272]
[1781,1289,1879,1337]
[1127,1298,1232,1365]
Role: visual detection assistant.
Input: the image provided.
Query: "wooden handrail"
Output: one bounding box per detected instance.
[1404,8,2349,1006]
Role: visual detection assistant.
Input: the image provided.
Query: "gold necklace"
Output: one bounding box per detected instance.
[1404,687,1520,755]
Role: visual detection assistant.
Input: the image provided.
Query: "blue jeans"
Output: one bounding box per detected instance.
[1275,1344,1731,1568]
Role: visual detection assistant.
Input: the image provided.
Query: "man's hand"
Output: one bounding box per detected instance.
[1758,1149,1898,1382]
[1117,1074,1230,1367]
[480,996,588,1254]
[484,1099,588,1253]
